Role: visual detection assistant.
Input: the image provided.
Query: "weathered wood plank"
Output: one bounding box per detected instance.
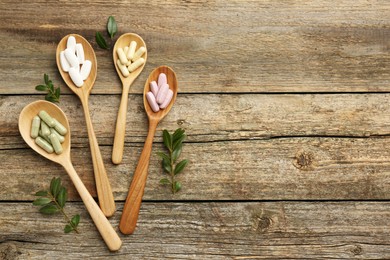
[2,137,390,201]
[0,0,389,94]
[2,94,390,148]
[1,202,390,259]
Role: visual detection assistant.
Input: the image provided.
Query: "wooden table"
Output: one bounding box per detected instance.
[1,1,389,259]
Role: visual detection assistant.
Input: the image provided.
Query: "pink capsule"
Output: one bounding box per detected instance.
[158,73,167,88]
[146,91,160,112]
[156,83,169,104]
[159,89,173,109]
[150,81,159,97]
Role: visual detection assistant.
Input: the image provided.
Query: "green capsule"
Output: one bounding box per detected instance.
[38,110,55,127]
[49,133,63,155]
[52,118,67,135]
[50,128,65,143]
[30,116,41,138]
[35,136,54,153]
[40,121,50,136]
[39,130,52,144]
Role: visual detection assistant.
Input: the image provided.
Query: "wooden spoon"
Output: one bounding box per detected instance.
[56,34,116,217]
[19,100,122,251]
[112,33,147,164]
[119,66,178,234]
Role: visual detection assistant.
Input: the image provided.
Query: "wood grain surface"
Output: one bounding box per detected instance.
[1,0,390,259]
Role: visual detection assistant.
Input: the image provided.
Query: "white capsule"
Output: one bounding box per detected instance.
[127,41,137,60]
[117,59,129,77]
[60,51,70,72]
[117,47,128,65]
[124,46,129,56]
[159,89,173,109]
[66,36,76,53]
[76,43,85,64]
[80,60,92,80]
[156,83,169,104]
[146,91,160,112]
[64,48,79,68]
[158,73,167,88]
[150,81,159,96]
[128,58,145,72]
[68,67,84,87]
[132,46,146,62]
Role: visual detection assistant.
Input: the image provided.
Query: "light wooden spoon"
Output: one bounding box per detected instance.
[19,100,122,251]
[56,34,115,217]
[119,66,178,234]
[112,33,147,164]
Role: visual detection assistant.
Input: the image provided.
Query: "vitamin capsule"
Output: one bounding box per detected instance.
[52,118,67,135]
[150,81,159,96]
[38,110,55,127]
[117,47,128,65]
[126,60,132,66]
[39,130,52,144]
[159,89,173,109]
[156,83,169,104]
[30,116,41,138]
[67,36,76,53]
[64,48,79,68]
[35,136,54,153]
[117,59,129,77]
[124,46,129,56]
[132,46,146,62]
[128,57,145,72]
[146,91,160,112]
[51,128,65,143]
[68,67,84,87]
[158,73,167,88]
[49,133,63,154]
[40,121,51,136]
[60,51,70,72]
[76,43,85,64]
[127,41,137,60]
[80,60,92,81]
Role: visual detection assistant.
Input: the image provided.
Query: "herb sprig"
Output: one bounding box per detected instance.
[158,129,189,194]
[96,16,118,49]
[33,177,81,233]
[35,74,61,103]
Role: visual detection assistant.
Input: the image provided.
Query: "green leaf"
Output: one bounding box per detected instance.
[162,157,171,173]
[35,85,47,91]
[172,143,182,163]
[95,32,108,49]
[64,224,73,233]
[173,134,186,151]
[159,178,171,185]
[172,128,185,143]
[174,159,188,175]
[32,197,51,206]
[163,130,172,151]
[55,87,61,99]
[157,151,171,162]
[57,187,67,208]
[50,177,61,197]
[34,190,48,196]
[173,181,182,193]
[107,16,117,39]
[45,95,55,102]
[47,80,54,92]
[71,214,80,227]
[39,204,59,214]
[44,74,49,85]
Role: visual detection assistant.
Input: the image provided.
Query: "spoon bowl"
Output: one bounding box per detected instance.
[119,66,178,235]
[112,33,147,164]
[19,100,122,251]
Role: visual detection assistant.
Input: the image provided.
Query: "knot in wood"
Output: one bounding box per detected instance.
[293,151,314,170]
[351,245,363,255]
[254,216,272,232]
[177,119,185,125]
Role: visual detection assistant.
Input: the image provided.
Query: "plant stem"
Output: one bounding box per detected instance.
[48,192,79,233]
[169,149,175,194]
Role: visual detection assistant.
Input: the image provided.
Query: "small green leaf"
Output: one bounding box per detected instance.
[45,95,55,102]
[47,81,54,92]
[173,181,182,193]
[44,74,49,85]
[172,143,182,163]
[71,214,80,227]
[163,130,172,151]
[35,85,47,91]
[157,151,171,162]
[55,87,61,99]
[162,157,171,173]
[39,204,59,214]
[34,190,48,196]
[32,197,51,206]
[95,32,108,49]
[172,128,185,143]
[57,187,67,208]
[107,16,117,39]
[50,177,61,197]
[159,178,171,185]
[64,224,73,233]
[173,134,186,151]
[174,159,188,175]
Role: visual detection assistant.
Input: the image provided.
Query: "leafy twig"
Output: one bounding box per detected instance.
[35,74,61,103]
[33,177,81,233]
[158,128,189,194]
[96,16,118,49]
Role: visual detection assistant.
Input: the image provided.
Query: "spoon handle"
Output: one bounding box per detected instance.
[112,83,131,164]
[62,160,122,251]
[81,96,116,217]
[119,119,158,234]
